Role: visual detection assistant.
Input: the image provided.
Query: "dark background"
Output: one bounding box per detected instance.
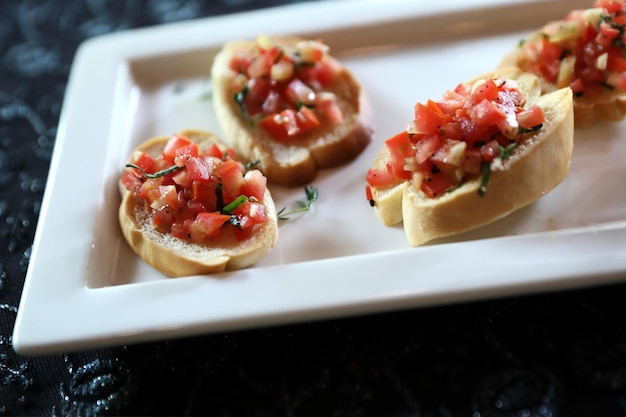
[2,1,626,416]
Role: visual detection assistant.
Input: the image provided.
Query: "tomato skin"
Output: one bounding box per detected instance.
[413,101,444,134]
[385,131,413,180]
[189,212,232,242]
[470,79,500,104]
[420,173,455,199]
[186,157,212,182]
[258,107,319,140]
[469,99,507,126]
[240,169,267,202]
[162,135,193,164]
[516,105,545,129]
[217,159,244,198]
[365,165,397,187]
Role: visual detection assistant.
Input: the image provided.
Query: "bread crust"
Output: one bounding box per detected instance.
[211,36,373,187]
[369,69,574,246]
[119,129,278,277]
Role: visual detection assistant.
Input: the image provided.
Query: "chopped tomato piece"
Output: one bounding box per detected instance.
[365,165,397,187]
[162,135,193,164]
[120,132,271,244]
[240,169,267,202]
[413,102,444,135]
[189,212,231,242]
[186,157,212,182]
[516,105,545,130]
[217,159,244,198]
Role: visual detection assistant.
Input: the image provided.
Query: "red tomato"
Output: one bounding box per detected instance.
[469,99,507,126]
[217,159,244,198]
[384,131,413,180]
[188,212,231,242]
[162,135,193,164]
[470,79,500,104]
[191,182,218,210]
[200,143,224,159]
[185,157,212,182]
[413,102,444,135]
[365,166,397,187]
[516,105,545,130]
[121,170,143,194]
[295,106,320,133]
[240,169,267,202]
[413,135,440,164]
[174,143,199,167]
[420,173,455,198]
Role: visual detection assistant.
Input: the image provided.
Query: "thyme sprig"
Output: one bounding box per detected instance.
[277,185,318,220]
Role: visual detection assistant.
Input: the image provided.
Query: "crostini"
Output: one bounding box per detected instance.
[365,67,574,246]
[500,0,626,127]
[119,128,278,277]
[211,34,373,187]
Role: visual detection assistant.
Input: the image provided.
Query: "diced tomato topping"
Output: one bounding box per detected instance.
[120,133,270,244]
[189,212,232,242]
[516,105,545,130]
[240,169,267,202]
[518,0,626,98]
[229,35,340,141]
[365,165,397,187]
[174,143,199,167]
[385,131,413,180]
[420,173,456,199]
[162,135,193,164]
[366,75,545,202]
[413,101,445,135]
[186,157,212,182]
[218,159,244,198]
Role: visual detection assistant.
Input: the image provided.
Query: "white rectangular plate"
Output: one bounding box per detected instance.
[13,0,626,355]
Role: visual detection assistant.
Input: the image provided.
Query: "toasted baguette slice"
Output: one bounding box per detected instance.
[211,35,373,187]
[119,129,278,277]
[369,69,574,246]
[499,7,626,128]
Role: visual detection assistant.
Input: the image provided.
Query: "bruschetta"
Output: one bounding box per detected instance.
[211,34,373,187]
[500,0,626,127]
[365,67,574,246]
[119,128,278,277]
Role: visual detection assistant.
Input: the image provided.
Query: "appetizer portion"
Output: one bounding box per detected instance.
[500,0,626,126]
[119,129,278,277]
[365,68,574,246]
[211,34,373,187]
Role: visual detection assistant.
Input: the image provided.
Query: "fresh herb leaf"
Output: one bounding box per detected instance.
[498,142,517,160]
[125,163,182,179]
[245,159,261,170]
[277,185,318,220]
[221,195,248,215]
[519,124,543,135]
[478,161,491,196]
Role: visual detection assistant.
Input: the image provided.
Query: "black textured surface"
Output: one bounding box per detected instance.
[1,1,626,416]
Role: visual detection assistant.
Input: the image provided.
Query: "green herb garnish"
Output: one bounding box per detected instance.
[221,195,248,215]
[125,163,182,179]
[478,161,491,197]
[277,185,318,220]
[245,159,261,170]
